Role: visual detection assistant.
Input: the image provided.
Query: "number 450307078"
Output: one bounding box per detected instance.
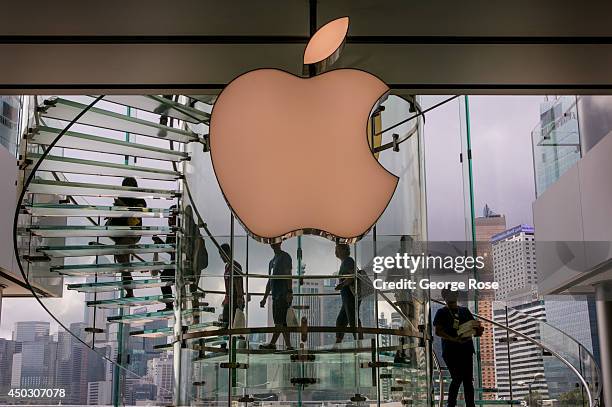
[8,388,66,398]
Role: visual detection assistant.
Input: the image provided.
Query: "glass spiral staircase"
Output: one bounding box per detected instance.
[13,95,602,406]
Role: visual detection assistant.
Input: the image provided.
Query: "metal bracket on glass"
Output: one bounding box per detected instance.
[23,128,40,140]
[22,254,51,263]
[361,361,390,368]
[238,396,255,403]
[84,327,104,334]
[290,353,316,362]
[201,134,210,153]
[350,394,367,402]
[380,373,393,379]
[18,158,33,170]
[35,97,58,114]
[192,381,206,387]
[290,377,317,387]
[392,133,400,152]
[220,362,248,369]
[300,316,308,343]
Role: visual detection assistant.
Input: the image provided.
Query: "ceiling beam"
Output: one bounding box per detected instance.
[2,0,612,94]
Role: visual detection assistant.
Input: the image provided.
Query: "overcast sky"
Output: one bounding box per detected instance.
[0,95,547,339]
[424,95,544,240]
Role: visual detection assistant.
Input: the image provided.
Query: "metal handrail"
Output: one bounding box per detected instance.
[181,324,423,341]
[504,303,602,405]
[432,350,445,407]
[432,299,596,407]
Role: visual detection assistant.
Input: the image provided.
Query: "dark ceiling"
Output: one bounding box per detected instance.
[2,0,612,94]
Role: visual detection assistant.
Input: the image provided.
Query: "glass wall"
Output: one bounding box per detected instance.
[531,96,581,197]
[5,92,604,407]
[182,94,429,405]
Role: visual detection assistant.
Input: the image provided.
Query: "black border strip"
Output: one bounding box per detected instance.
[2,35,612,45]
[3,83,612,90]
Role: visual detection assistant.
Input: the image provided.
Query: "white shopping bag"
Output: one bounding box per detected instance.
[286,307,298,327]
[232,308,246,329]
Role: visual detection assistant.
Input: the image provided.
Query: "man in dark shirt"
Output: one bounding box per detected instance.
[334,243,363,343]
[152,205,176,311]
[433,289,476,407]
[109,177,147,298]
[219,243,245,328]
[260,242,293,350]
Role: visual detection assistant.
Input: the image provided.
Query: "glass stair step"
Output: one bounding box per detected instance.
[153,340,226,352]
[150,335,227,352]
[29,179,179,199]
[30,225,175,238]
[24,203,175,219]
[102,95,210,124]
[38,243,175,258]
[130,321,221,338]
[33,153,182,181]
[86,294,174,308]
[51,261,175,276]
[67,278,173,293]
[28,126,187,161]
[107,307,204,324]
[153,343,173,351]
[187,95,217,105]
[39,97,199,143]
[130,326,171,338]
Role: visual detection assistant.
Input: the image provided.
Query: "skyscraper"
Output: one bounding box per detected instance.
[491,225,537,301]
[13,321,50,342]
[475,206,507,399]
[493,301,549,402]
[0,338,16,393]
[146,353,174,404]
[10,321,57,390]
[87,380,113,405]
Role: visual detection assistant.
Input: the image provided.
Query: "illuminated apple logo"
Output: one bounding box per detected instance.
[209,17,398,243]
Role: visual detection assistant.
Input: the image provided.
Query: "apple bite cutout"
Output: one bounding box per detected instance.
[209,17,398,244]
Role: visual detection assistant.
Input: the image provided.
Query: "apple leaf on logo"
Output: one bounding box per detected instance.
[303,17,349,65]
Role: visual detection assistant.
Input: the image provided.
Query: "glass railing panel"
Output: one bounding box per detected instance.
[492,302,601,405]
